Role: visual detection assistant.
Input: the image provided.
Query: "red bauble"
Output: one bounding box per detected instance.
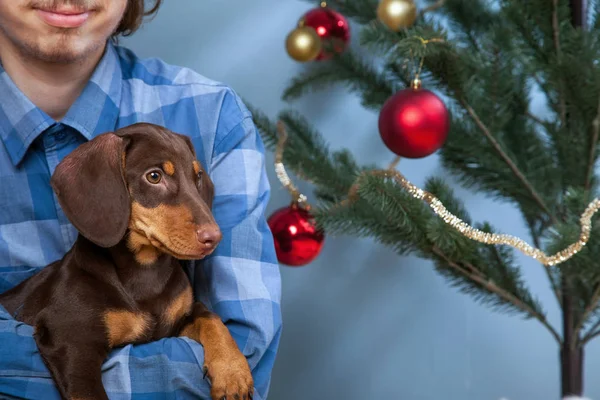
[378,87,450,158]
[301,7,350,60]
[267,203,324,266]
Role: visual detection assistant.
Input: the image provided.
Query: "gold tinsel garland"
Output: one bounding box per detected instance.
[274,122,600,267]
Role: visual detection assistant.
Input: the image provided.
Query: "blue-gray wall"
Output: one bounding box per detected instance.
[121,1,600,399]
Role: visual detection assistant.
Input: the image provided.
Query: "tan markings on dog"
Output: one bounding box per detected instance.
[193,161,201,175]
[103,310,150,347]
[127,230,159,265]
[149,238,162,248]
[129,202,200,259]
[179,314,254,398]
[163,161,175,176]
[163,286,193,327]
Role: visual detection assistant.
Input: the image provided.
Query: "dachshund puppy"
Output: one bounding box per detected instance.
[0,123,253,400]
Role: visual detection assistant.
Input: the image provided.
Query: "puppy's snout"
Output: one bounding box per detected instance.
[197,226,222,248]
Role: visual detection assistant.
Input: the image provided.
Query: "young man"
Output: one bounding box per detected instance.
[0,1,282,399]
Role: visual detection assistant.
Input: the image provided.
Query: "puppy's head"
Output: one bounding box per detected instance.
[50,123,221,265]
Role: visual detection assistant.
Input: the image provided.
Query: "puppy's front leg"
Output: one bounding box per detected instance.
[34,314,109,400]
[179,302,254,400]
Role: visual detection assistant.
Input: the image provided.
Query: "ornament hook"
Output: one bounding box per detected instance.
[409,36,444,89]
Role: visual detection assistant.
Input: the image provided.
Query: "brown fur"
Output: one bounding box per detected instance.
[0,123,252,400]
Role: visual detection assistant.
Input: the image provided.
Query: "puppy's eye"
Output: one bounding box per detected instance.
[146,171,162,184]
[196,171,203,180]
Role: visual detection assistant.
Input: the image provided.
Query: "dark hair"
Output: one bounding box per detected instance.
[113,0,163,37]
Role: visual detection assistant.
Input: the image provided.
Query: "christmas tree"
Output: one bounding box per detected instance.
[249,0,599,397]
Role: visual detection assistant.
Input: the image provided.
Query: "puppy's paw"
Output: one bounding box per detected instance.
[204,355,254,400]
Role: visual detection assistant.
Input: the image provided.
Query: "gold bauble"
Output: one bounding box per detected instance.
[377,0,418,31]
[285,26,322,62]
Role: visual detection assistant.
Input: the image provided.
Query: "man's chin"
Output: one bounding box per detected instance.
[21,35,103,64]
[30,47,90,64]
[30,50,83,63]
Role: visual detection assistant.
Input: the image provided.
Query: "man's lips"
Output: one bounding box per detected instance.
[36,8,90,28]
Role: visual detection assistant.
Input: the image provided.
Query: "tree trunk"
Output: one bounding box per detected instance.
[561,344,584,397]
[561,1,586,397]
[561,280,584,396]
[569,0,587,28]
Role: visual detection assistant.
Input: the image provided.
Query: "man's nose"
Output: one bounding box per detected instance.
[197,226,222,248]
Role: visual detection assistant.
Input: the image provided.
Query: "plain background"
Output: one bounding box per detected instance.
[121,1,600,399]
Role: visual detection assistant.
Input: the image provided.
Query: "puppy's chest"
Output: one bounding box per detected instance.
[103,285,193,347]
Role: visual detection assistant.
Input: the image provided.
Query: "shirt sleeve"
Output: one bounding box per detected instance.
[188,91,283,399]
[0,305,221,399]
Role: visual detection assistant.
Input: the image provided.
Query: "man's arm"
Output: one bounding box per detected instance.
[0,307,213,399]
[189,91,282,398]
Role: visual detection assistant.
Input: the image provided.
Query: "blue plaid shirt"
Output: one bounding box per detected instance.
[0,41,281,400]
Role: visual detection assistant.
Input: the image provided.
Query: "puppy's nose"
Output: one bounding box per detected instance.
[197,227,222,247]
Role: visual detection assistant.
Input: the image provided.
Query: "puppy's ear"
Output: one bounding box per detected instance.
[178,133,198,158]
[50,132,130,248]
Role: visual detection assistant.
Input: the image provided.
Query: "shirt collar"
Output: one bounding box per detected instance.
[0,41,122,166]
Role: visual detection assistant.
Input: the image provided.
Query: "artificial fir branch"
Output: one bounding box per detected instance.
[428,244,545,320]
[584,98,600,198]
[525,110,551,129]
[282,50,396,109]
[460,100,557,223]
[277,110,361,194]
[576,284,600,345]
[422,0,446,14]
[582,317,600,344]
[594,3,600,30]
[553,0,563,58]
[316,175,557,320]
[430,246,561,343]
[326,172,546,320]
[258,118,568,322]
[251,108,600,276]
[359,21,408,56]
[552,0,568,125]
